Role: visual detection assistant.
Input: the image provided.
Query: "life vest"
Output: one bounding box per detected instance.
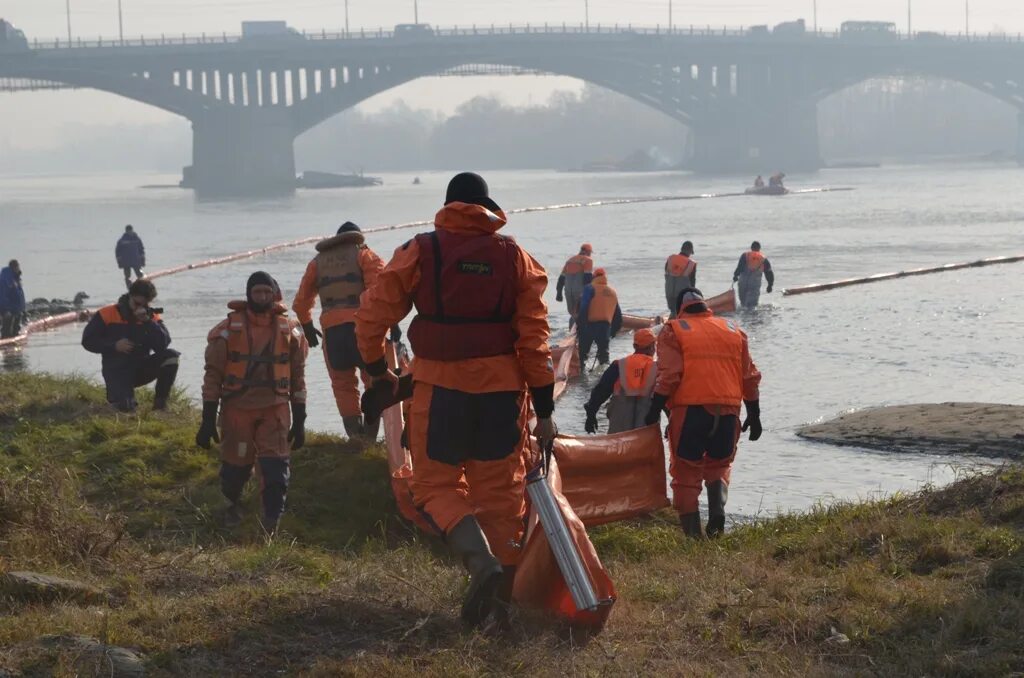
[587,278,618,323]
[407,229,519,361]
[607,353,656,433]
[668,313,745,408]
[665,254,696,280]
[745,251,766,273]
[562,254,592,295]
[314,233,366,311]
[218,302,293,397]
[614,353,656,397]
[99,303,161,326]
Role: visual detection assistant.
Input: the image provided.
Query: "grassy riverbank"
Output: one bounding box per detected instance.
[1,373,1022,676]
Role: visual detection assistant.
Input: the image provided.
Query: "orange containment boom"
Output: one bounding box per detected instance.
[551,425,669,526]
[784,254,1024,296]
[0,309,92,350]
[514,457,617,630]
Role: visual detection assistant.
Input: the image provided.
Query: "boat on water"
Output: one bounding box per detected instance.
[296,171,383,189]
[744,185,789,196]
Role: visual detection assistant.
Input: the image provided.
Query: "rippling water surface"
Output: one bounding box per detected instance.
[3,164,1022,518]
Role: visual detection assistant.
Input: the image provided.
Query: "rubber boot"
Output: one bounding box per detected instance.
[362,412,382,441]
[679,512,704,538]
[152,363,177,411]
[447,515,504,627]
[221,503,243,528]
[489,565,517,634]
[342,416,364,439]
[706,481,728,538]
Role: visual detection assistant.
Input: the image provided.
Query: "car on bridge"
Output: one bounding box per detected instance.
[0,19,29,52]
[840,21,898,40]
[393,24,435,40]
[773,19,807,36]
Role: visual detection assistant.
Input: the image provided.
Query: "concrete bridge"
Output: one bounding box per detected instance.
[3,24,1024,197]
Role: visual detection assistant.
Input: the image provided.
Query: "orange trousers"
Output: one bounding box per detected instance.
[324,346,371,418]
[408,382,529,566]
[667,405,740,514]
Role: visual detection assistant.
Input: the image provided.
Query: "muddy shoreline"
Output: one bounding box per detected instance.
[798,402,1024,459]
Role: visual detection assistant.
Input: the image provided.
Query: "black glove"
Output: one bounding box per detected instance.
[195,401,220,449]
[742,400,762,441]
[301,322,322,348]
[644,393,669,426]
[389,324,403,344]
[766,284,774,294]
[556,290,564,302]
[288,402,307,450]
[732,275,739,283]
[584,404,599,434]
[400,425,409,449]
[361,374,415,422]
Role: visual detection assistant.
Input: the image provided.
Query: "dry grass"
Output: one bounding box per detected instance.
[0,372,1022,676]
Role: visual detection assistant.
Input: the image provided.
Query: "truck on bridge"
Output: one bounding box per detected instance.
[0,19,29,52]
[241,21,303,41]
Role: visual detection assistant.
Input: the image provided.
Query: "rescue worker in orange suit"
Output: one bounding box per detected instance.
[583,328,657,434]
[355,172,557,629]
[577,267,622,367]
[293,221,386,439]
[664,240,697,319]
[555,243,594,330]
[196,272,310,534]
[733,241,775,308]
[645,288,762,538]
[81,278,179,412]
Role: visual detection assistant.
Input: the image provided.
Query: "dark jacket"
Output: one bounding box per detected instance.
[82,296,171,373]
[0,266,26,314]
[115,232,146,269]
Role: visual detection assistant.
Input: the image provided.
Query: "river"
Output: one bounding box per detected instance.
[2,164,1022,519]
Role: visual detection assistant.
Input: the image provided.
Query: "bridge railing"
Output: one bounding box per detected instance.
[26,24,1024,50]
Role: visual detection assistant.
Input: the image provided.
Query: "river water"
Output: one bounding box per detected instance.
[2,164,1022,519]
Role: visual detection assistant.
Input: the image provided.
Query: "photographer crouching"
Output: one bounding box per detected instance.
[81,278,180,412]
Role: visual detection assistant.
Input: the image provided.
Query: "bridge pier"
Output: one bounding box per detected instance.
[687,101,822,175]
[184,110,296,198]
[1017,112,1024,166]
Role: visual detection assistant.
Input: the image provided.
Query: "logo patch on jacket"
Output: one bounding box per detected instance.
[457,261,493,275]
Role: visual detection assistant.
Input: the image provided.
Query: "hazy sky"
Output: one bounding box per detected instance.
[3,0,1024,151]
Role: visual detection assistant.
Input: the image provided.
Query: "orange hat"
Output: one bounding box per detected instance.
[593,267,606,278]
[633,328,656,349]
[580,243,593,254]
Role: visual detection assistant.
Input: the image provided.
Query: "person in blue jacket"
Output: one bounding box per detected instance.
[115,225,146,290]
[81,278,179,412]
[0,259,27,339]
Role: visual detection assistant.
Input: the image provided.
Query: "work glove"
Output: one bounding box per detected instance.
[644,393,669,427]
[532,417,558,473]
[389,324,403,344]
[742,400,762,441]
[301,322,322,348]
[362,373,415,422]
[732,275,739,283]
[556,290,564,302]
[288,402,307,450]
[766,284,774,294]
[195,401,220,449]
[584,404,599,434]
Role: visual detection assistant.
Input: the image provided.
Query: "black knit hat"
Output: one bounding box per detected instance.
[444,172,501,212]
[247,271,275,296]
[337,221,361,235]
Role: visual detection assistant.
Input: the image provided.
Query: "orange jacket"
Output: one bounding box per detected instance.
[292,234,385,330]
[203,301,309,409]
[654,310,760,411]
[586,273,619,323]
[355,202,555,394]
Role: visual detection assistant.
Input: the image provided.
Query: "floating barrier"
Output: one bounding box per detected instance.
[783,253,1024,296]
[0,309,92,350]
